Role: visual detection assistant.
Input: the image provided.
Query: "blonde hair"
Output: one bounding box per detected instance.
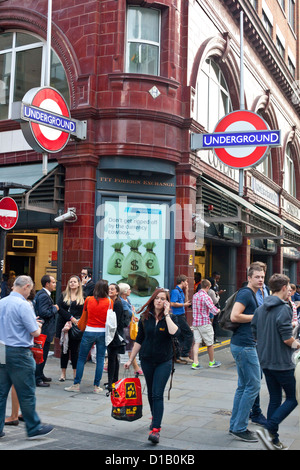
[118,282,131,295]
[63,275,84,305]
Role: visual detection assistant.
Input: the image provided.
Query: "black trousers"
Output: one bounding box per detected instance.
[35,340,51,383]
[107,346,120,390]
[172,314,193,358]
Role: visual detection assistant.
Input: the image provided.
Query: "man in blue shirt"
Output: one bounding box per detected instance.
[0,275,53,440]
[170,274,193,364]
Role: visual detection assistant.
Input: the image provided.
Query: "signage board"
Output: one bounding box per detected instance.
[11,87,86,153]
[191,110,281,169]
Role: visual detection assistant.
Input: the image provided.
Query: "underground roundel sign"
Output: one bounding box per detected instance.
[20,87,75,154]
[191,110,281,169]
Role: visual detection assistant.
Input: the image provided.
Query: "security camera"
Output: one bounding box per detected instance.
[54,208,77,223]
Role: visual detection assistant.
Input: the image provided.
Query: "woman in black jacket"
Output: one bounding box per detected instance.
[56,276,84,381]
[106,283,126,392]
[124,288,179,444]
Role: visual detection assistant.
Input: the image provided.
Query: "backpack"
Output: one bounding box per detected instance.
[218,291,240,332]
[218,287,259,332]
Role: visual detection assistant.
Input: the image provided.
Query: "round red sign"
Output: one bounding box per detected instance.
[0,197,19,230]
[21,87,72,153]
[213,110,269,169]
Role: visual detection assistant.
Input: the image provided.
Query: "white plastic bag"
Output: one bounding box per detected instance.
[105,300,117,346]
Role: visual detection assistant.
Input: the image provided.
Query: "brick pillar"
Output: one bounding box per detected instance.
[273,244,284,274]
[174,168,197,324]
[61,158,98,287]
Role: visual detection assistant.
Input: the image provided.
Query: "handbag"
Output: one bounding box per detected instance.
[30,334,47,364]
[129,315,138,340]
[105,299,117,346]
[69,323,83,340]
[111,376,142,421]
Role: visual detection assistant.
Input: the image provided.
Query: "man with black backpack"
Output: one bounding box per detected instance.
[229,263,265,443]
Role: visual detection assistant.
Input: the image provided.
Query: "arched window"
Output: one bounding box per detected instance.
[0,31,70,120]
[195,58,232,131]
[256,152,273,178]
[283,145,296,197]
[256,110,273,179]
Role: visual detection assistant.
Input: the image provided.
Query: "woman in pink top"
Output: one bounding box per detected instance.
[65,280,111,394]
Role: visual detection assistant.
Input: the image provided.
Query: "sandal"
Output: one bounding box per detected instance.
[59,377,66,382]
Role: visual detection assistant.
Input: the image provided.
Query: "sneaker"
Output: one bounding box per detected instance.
[148,428,160,444]
[28,424,54,440]
[256,428,275,450]
[273,440,288,450]
[209,360,221,368]
[230,429,258,442]
[180,356,193,364]
[0,431,5,438]
[191,362,203,369]
[64,383,80,392]
[93,386,103,394]
[251,413,267,427]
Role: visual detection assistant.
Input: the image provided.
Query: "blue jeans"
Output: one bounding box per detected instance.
[74,331,106,387]
[230,343,261,432]
[141,358,172,429]
[263,368,297,442]
[0,346,41,437]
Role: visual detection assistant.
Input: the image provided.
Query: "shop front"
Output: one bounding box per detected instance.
[0,161,64,293]
[93,156,176,313]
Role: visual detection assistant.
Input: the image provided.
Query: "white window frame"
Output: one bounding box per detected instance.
[288,0,295,31]
[194,58,232,132]
[284,146,296,197]
[0,30,69,120]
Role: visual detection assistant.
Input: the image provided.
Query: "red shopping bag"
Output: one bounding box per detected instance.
[30,334,47,364]
[111,377,143,421]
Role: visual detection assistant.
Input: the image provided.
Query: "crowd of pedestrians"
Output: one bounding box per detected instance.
[0,262,300,449]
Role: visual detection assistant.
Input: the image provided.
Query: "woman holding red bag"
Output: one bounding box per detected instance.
[124,288,179,444]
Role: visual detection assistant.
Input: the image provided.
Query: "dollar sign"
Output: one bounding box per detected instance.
[131,260,139,271]
[114,258,122,268]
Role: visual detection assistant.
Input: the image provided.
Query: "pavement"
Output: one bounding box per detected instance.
[1,339,300,454]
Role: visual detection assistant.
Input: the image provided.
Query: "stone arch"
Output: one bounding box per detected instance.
[189,34,240,111]
[252,91,281,186]
[0,6,80,109]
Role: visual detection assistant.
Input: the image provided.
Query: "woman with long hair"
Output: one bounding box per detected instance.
[57,275,84,381]
[124,288,179,444]
[65,279,110,394]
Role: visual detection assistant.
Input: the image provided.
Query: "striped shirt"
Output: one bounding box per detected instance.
[192,290,219,326]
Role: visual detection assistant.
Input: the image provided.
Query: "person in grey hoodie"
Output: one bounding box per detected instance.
[252,273,300,450]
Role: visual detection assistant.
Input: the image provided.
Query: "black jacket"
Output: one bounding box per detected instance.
[136,313,180,363]
[83,280,95,298]
[34,289,57,342]
[107,298,126,353]
[56,294,84,338]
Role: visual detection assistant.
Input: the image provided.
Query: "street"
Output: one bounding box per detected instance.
[1,341,300,454]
